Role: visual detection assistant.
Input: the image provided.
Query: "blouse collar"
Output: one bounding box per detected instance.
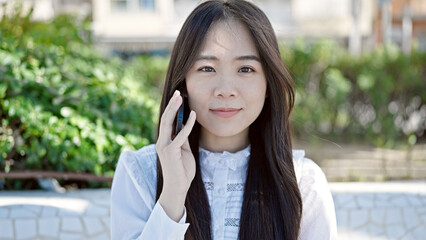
[199,145,251,171]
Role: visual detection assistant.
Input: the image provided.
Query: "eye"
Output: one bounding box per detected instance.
[198,66,215,72]
[239,66,255,73]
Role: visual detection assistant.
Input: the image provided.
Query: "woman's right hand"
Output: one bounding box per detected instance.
[156,90,197,220]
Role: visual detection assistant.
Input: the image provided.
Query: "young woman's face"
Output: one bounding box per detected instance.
[185,19,267,150]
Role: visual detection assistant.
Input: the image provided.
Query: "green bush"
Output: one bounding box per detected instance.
[285,39,426,148]
[0,5,164,188]
[1,4,425,189]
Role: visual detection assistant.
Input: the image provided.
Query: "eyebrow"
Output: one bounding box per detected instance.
[196,55,261,62]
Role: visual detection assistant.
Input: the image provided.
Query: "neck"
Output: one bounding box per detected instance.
[199,128,250,153]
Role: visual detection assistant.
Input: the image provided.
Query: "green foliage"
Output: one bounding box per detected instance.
[1,4,425,189]
[0,4,162,186]
[285,39,426,147]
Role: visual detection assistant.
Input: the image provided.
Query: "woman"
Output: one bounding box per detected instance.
[111,0,337,239]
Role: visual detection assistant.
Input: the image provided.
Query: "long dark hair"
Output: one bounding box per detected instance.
[155,0,302,239]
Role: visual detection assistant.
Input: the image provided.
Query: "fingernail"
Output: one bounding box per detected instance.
[173,90,180,97]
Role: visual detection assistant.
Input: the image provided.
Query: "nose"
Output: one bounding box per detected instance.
[213,72,237,98]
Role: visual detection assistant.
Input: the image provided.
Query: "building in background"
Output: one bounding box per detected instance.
[92,0,376,55]
[2,0,426,54]
[0,0,91,21]
[374,0,426,53]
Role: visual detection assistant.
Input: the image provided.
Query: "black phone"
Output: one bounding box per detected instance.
[175,91,184,135]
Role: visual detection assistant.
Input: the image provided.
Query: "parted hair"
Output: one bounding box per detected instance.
[155,0,302,239]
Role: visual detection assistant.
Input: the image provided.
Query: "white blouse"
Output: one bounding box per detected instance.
[110,144,337,240]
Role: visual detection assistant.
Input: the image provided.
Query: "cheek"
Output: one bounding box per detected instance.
[186,86,205,111]
[246,81,267,101]
[185,79,197,108]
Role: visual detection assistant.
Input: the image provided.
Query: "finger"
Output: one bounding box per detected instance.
[179,133,192,155]
[158,90,182,145]
[159,90,181,132]
[170,110,196,149]
[182,138,191,152]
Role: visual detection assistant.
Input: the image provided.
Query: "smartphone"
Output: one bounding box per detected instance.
[175,90,184,135]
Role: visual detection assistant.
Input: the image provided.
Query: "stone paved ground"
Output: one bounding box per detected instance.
[0,181,425,240]
[330,181,426,240]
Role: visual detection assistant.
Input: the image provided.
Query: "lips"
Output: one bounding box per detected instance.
[210,108,242,118]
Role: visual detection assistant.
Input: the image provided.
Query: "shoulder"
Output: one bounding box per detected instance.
[292,149,331,199]
[118,144,157,172]
[115,144,158,192]
[292,150,338,239]
[292,149,327,186]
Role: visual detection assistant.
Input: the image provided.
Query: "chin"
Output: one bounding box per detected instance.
[206,126,246,137]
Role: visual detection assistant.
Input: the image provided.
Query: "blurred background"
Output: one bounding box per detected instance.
[1,0,424,187]
[0,0,425,239]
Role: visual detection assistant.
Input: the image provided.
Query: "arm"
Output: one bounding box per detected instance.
[110,150,190,240]
[111,90,197,239]
[298,158,338,240]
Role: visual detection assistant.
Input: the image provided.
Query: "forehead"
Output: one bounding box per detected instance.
[198,19,259,57]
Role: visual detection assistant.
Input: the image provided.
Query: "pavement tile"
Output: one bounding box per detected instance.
[336,229,353,240]
[389,195,410,208]
[411,224,426,240]
[406,194,424,207]
[0,219,14,239]
[39,217,60,238]
[59,232,87,240]
[15,219,37,240]
[413,207,426,229]
[356,195,375,208]
[62,217,83,232]
[385,223,407,239]
[355,225,371,239]
[0,208,9,218]
[1,182,424,240]
[385,209,403,225]
[80,189,110,198]
[367,223,385,236]
[375,193,393,201]
[375,196,395,208]
[58,208,82,217]
[335,210,349,229]
[40,206,57,217]
[358,193,376,200]
[419,211,426,223]
[400,232,418,240]
[10,208,37,219]
[22,204,42,215]
[340,199,358,209]
[370,208,386,225]
[339,229,371,240]
[333,193,354,208]
[101,217,110,229]
[370,236,389,240]
[419,195,426,205]
[416,207,426,215]
[88,233,110,240]
[349,209,369,229]
[83,217,104,236]
[402,208,421,229]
